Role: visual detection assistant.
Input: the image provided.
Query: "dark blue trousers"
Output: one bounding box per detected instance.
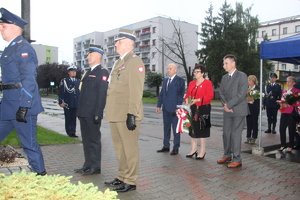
[79,117,101,169]
[266,106,279,125]
[64,107,77,135]
[0,115,45,173]
[162,110,180,150]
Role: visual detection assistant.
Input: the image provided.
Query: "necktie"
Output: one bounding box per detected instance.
[167,78,171,90]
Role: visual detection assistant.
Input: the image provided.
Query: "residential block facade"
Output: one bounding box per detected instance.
[73,16,198,79]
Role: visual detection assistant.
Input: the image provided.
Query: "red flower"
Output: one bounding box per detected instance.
[186,124,192,127]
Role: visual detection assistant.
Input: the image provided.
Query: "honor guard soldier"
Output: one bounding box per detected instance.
[75,45,109,175]
[0,8,46,175]
[59,65,80,137]
[264,72,282,134]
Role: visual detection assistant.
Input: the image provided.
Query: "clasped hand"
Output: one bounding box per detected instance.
[223,104,233,113]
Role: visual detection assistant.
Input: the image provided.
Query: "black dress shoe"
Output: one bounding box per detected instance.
[68,134,78,138]
[105,178,124,186]
[36,171,47,176]
[170,149,178,155]
[81,168,101,175]
[157,147,170,152]
[74,167,89,173]
[293,145,300,149]
[113,183,136,192]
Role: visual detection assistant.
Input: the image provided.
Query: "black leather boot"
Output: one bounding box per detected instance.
[265,124,271,133]
[272,124,276,134]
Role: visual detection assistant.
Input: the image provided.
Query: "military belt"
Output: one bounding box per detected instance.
[0,82,22,90]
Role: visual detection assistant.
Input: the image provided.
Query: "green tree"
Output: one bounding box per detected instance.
[37,63,82,94]
[145,71,163,96]
[196,1,271,88]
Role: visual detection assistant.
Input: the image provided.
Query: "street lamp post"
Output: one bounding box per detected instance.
[149,20,165,76]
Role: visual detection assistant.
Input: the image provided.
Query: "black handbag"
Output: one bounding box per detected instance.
[197,98,211,130]
[291,106,300,122]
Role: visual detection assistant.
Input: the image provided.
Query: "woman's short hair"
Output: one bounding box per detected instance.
[248,75,258,85]
[287,76,296,83]
[194,64,206,78]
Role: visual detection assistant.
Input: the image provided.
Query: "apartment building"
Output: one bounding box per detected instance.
[73,16,198,78]
[32,44,59,66]
[257,15,300,72]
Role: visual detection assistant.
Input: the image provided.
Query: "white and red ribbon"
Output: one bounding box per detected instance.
[176,108,189,133]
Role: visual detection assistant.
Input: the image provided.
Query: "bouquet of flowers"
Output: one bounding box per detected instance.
[176,105,193,134]
[277,90,300,105]
[246,88,263,104]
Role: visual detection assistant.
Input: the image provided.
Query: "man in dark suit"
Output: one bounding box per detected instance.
[156,63,185,155]
[218,54,248,168]
[0,8,46,175]
[264,73,282,134]
[74,45,109,175]
[58,65,80,137]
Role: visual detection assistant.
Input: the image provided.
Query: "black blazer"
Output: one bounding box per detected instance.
[77,65,109,118]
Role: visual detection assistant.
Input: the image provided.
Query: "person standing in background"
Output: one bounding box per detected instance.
[59,65,80,138]
[156,63,185,155]
[264,73,282,134]
[0,7,46,175]
[245,75,260,144]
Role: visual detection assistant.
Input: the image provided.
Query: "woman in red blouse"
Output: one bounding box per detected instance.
[184,64,214,159]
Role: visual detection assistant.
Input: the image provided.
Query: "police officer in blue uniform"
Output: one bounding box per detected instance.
[0,8,46,175]
[59,65,80,137]
[264,72,282,134]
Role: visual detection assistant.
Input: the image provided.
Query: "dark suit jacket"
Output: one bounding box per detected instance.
[77,65,109,119]
[219,70,249,117]
[157,75,185,113]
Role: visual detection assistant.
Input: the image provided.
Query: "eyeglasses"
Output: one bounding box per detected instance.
[193,71,201,74]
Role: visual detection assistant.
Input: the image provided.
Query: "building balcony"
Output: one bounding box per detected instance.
[76,46,81,51]
[84,43,90,49]
[76,55,81,60]
[107,41,115,46]
[140,46,150,52]
[142,57,150,63]
[140,34,151,40]
[134,47,140,52]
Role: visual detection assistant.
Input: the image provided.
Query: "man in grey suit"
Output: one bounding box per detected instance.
[218,54,248,168]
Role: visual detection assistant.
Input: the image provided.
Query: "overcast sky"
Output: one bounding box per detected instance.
[1,0,300,63]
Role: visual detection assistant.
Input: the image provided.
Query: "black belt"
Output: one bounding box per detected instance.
[0,82,22,90]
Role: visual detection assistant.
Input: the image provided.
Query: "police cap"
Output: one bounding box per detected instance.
[114,28,136,42]
[67,65,77,71]
[0,7,28,29]
[269,72,277,78]
[86,44,104,56]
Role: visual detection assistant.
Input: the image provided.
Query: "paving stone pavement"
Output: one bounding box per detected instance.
[1,98,299,200]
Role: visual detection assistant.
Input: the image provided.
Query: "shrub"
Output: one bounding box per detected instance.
[143,90,156,98]
[0,170,119,200]
[0,146,18,163]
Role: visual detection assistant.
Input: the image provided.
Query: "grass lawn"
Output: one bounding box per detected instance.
[142,97,158,104]
[0,126,80,147]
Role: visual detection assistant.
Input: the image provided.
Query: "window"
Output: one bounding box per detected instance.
[46,49,51,53]
[272,29,276,36]
[104,39,107,44]
[262,31,266,37]
[145,64,150,71]
[296,25,300,33]
[152,52,156,58]
[256,31,259,38]
[46,57,51,62]
[152,65,156,71]
[152,27,156,33]
[283,27,288,34]
[294,64,298,70]
[152,39,156,46]
[135,30,140,38]
[281,64,286,70]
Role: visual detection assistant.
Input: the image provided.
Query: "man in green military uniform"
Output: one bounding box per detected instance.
[104,28,145,192]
